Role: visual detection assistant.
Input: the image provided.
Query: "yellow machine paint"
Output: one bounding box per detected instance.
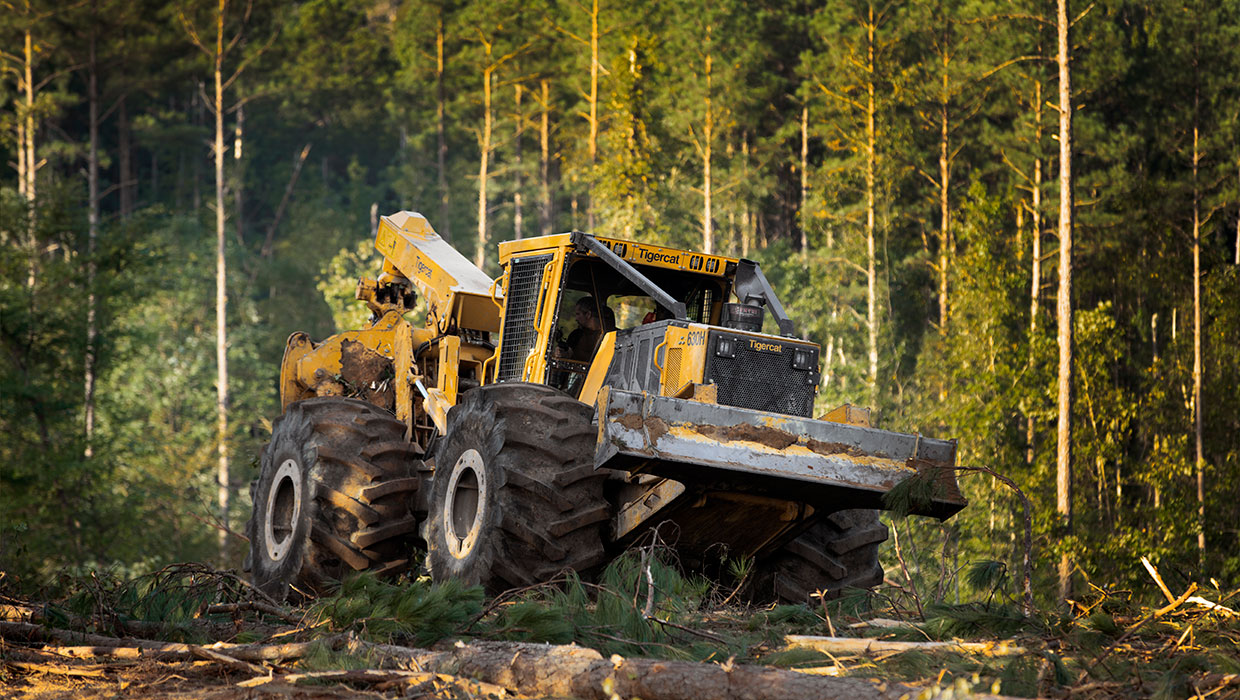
[279,211,821,449]
[252,209,967,603]
[277,212,498,451]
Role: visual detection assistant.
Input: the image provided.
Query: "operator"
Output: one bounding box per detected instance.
[561,296,614,362]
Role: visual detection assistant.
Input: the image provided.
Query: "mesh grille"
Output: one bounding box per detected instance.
[496,255,552,382]
[705,332,816,417]
[663,347,683,394]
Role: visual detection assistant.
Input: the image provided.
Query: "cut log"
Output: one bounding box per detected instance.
[367,640,1019,700]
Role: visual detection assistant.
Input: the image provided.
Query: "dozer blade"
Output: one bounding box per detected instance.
[594,387,967,520]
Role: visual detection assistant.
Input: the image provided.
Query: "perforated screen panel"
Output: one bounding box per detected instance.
[496,255,552,382]
[704,331,818,417]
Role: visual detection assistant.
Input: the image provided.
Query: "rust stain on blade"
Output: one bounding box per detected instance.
[806,438,866,458]
[616,413,645,431]
[691,423,797,449]
[645,416,669,443]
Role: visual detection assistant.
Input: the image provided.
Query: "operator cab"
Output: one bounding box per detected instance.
[492,232,811,415]
[546,256,727,396]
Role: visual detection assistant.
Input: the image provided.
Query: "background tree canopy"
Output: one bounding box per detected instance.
[1,0,1238,605]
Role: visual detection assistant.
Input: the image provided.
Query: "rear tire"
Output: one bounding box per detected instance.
[245,397,422,600]
[757,509,889,604]
[425,383,609,593]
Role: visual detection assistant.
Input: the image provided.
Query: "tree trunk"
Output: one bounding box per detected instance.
[514,83,524,240]
[1055,0,1074,604]
[800,104,809,253]
[437,12,450,242]
[118,97,134,217]
[865,3,880,411]
[586,0,599,231]
[702,29,713,255]
[741,132,752,256]
[937,71,950,333]
[233,103,244,247]
[1028,77,1043,466]
[85,27,100,460]
[259,143,311,263]
[212,0,232,566]
[192,84,202,212]
[476,66,494,270]
[540,79,552,236]
[1192,87,1204,563]
[24,28,37,204]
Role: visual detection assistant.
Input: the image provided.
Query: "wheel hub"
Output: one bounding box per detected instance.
[264,458,302,562]
[443,449,488,559]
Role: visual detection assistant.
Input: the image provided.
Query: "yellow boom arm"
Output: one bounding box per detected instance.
[375,211,501,334]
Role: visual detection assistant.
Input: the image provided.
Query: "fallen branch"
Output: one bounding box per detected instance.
[0,620,339,662]
[1084,582,1198,677]
[645,615,728,644]
[1140,556,1236,617]
[188,644,266,674]
[785,634,1027,657]
[1184,596,1238,617]
[204,601,302,625]
[4,660,108,678]
[1140,556,1177,604]
[239,668,507,696]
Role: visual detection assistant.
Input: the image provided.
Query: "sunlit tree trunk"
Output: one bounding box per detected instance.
[937,70,950,333]
[477,66,494,269]
[587,0,599,231]
[741,132,752,257]
[702,26,713,255]
[212,0,231,565]
[23,27,37,203]
[437,12,450,241]
[539,79,552,236]
[1055,0,1075,604]
[514,83,524,240]
[865,5,880,411]
[1028,78,1043,466]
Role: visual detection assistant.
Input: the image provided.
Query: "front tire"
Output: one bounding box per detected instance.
[245,398,422,600]
[756,509,889,604]
[425,383,609,593]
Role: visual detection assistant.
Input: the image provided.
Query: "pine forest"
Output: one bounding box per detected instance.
[2,0,1240,696]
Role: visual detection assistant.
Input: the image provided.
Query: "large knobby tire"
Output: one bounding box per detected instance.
[425,383,609,593]
[245,397,422,600]
[757,509,889,604]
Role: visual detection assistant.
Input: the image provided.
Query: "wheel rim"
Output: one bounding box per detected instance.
[264,458,302,562]
[443,449,488,559]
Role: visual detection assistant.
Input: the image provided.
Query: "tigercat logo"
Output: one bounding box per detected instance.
[639,248,680,265]
[749,340,782,353]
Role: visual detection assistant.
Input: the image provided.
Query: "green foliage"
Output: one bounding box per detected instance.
[29,563,270,642]
[312,571,484,646]
[921,603,1036,640]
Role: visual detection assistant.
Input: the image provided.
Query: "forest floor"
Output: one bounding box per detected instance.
[2,555,1238,700]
